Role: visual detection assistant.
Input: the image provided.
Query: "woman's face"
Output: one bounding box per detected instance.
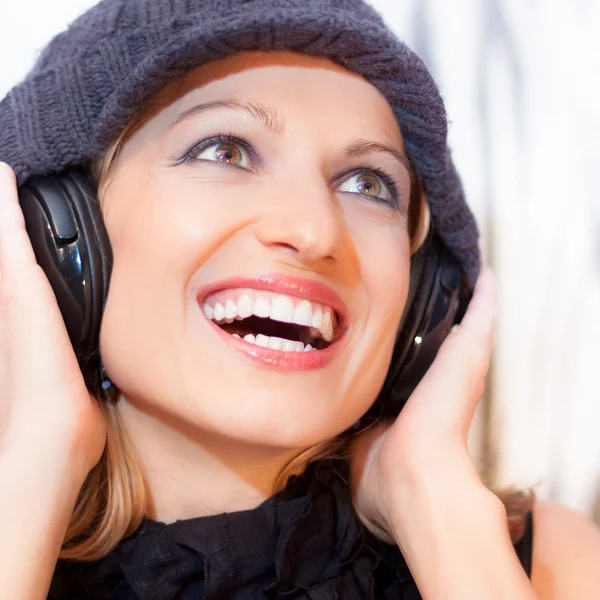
[99,51,412,449]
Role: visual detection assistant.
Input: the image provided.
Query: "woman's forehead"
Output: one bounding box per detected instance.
[131,50,403,146]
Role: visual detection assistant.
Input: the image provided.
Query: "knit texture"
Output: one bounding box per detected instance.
[0,0,480,287]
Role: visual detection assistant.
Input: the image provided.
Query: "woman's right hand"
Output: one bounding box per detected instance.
[0,162,107,483]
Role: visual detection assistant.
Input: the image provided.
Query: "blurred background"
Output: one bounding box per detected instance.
[1,0,598,523]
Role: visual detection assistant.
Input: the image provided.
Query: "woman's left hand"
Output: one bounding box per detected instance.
[349,265,499,538]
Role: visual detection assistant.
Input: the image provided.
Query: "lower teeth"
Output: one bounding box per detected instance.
[232,333,315,352]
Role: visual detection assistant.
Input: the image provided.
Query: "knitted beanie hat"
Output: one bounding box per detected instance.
[0,0,480,287]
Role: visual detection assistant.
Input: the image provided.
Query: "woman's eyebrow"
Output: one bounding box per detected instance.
[171,98,285,135]
[343,139,413,179]
[171,99,412,176]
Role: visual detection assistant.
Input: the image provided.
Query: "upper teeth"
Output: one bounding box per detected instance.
[202,289,337,343]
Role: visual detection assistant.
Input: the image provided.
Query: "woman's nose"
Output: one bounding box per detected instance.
[251,178,348,267]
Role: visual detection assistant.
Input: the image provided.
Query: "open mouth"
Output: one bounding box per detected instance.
[201,289,342,353]
[215,314,332,351]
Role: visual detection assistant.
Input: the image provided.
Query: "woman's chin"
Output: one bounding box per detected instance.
[183,399,354,451]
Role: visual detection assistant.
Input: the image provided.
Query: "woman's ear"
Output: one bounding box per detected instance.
[408,180,430,255]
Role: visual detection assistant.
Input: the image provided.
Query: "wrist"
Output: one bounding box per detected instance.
[387,469,506,544]
[376,447,498,536]
[0,448,87,600]
[0,442,90,502]
[384,471,531,600]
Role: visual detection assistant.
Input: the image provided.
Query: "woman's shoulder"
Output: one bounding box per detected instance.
[532,500,600,598]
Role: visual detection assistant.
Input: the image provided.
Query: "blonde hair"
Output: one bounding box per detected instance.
[59,116,532,562]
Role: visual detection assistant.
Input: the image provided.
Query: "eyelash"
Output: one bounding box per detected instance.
[180,133,402,206]
[181,132,258,167]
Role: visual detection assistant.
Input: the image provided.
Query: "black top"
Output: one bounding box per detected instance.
[48,461,533,599]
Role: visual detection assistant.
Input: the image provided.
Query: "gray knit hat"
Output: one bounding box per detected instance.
[0,0,480,287]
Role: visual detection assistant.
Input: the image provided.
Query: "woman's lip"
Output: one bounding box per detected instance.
[203,310,349,370]
[196,272,349,327]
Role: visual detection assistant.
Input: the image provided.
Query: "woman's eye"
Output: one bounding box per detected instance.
[337,171,396,203]
[189,138,251,169]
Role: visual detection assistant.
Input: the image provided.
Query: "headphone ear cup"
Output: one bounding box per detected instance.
[18,169,113,397]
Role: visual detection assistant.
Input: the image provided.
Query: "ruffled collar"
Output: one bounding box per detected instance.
[50,461,418,599]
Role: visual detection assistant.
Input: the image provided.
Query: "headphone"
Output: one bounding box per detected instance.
[17,168,472,416]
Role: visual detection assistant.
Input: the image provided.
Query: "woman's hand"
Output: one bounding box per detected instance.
[349,264,499,538]
[349,266,542,598]
[0,162,106,483]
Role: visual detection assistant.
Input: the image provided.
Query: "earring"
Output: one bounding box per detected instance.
[100,363,119,403]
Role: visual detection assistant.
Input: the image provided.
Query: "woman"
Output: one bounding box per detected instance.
[0,0,599,598]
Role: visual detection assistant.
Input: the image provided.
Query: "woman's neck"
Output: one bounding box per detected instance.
[116,396,305,523]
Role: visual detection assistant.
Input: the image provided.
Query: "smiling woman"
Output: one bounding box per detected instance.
[67,55,431,565]
[84,51,422,521]
[91,52,419,387]
[1,1,600,599]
